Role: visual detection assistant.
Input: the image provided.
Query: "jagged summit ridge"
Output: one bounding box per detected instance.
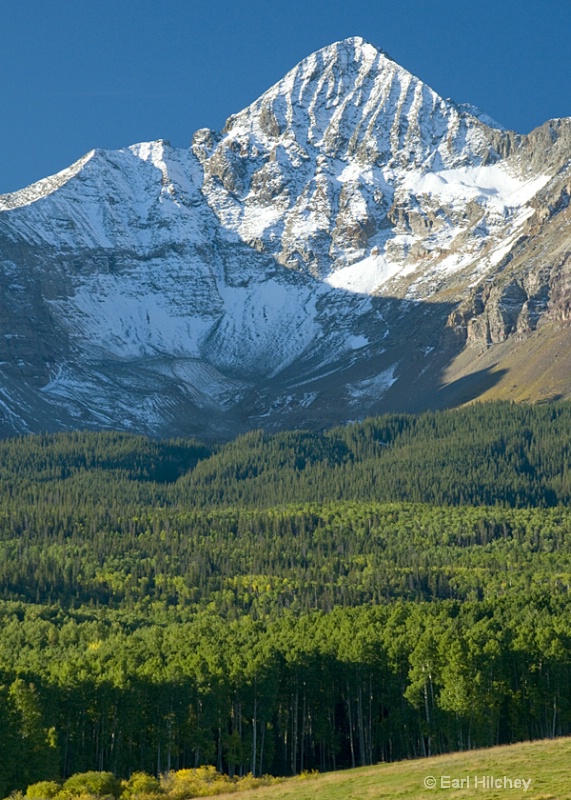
[0,37,568,438]
[224,36,492,168]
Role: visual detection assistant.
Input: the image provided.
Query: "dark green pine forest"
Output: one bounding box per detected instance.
[3,401,571,794]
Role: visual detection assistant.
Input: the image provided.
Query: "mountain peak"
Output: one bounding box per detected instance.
[0,37,564,440]
[316,35,392,65]
[221,36,492,173]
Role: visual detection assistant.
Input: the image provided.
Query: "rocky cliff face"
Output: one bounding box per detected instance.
[0,37,570,438]
[448,118,571,346]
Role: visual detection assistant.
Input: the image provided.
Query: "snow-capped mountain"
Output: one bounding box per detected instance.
[1,36,570,438]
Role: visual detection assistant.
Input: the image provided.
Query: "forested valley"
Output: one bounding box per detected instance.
[2,401,571,797]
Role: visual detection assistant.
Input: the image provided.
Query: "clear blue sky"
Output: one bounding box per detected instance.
[1,0,570,194]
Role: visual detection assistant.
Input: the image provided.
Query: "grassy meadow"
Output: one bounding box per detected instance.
[212,737,571,800]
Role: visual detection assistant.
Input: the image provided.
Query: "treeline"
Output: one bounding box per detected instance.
[177,401,571,508]
[4,401,571,509]
[1,595,571,795]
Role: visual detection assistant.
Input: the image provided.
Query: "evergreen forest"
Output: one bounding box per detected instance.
[2,401,571,795]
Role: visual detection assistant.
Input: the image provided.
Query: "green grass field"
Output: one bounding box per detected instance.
[214,737,571,800]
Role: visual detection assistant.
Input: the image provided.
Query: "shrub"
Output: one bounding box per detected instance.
[120,773,163,800]
[234,774,282,791]
[160,767,285,798]
[62,774,120,799]
[161,768,232,799]
[26,784,60,800]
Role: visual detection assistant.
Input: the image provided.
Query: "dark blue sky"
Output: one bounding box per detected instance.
[1,0,570,194]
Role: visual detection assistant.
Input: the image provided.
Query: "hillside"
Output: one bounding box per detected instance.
[0,404,571,791]
[6,400,571,510]
[212,737,571,799]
